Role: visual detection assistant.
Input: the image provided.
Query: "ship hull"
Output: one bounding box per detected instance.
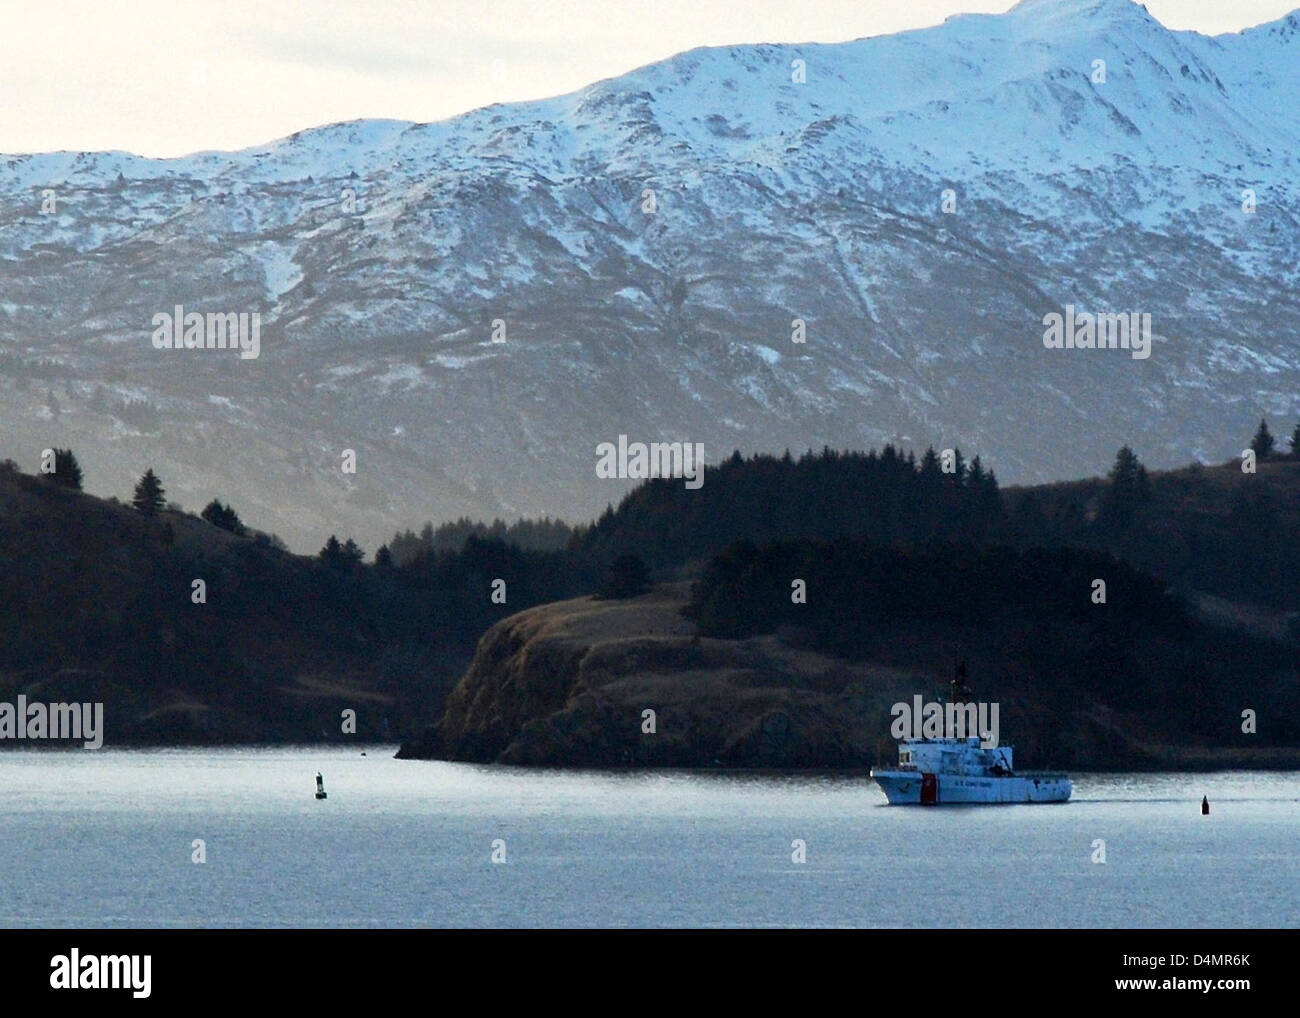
[871,770,1071,805]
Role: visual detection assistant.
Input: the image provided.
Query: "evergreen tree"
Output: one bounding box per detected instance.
[917,447,943,509]
[43,448,83,490]
[201,499,247,536]
[131,469,166,516]
[374,544,394,569]
[947,447,967,484]
[1099,446,1149,530]
[975,462,1003,526]
[598,553,651,599]
[1250,419,1275,458]
[319,535,342,567]
[388,528,421,565]
[320,535,364,569]
[1289,422,1300,457]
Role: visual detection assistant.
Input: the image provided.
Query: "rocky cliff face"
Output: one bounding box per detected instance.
[399,573,1300,770]
[398,584,914,767]
[400,581,1292,770]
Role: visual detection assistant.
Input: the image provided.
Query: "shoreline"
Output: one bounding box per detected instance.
[4,741,1300,775]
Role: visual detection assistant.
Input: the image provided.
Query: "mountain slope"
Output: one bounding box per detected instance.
[2,0,1298,551]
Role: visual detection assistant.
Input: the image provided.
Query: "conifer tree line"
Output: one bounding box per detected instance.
[20,413,1300,611]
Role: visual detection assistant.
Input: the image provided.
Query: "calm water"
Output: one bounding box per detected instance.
[0,748,1295,928]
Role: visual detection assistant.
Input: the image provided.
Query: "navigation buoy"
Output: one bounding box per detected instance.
[1201,795,1209,815]
[315,772,328,800]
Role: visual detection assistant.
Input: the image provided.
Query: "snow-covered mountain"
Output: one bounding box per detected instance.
[2,0,1298,552]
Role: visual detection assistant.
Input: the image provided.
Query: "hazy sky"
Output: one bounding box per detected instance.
[1,0,1294,157]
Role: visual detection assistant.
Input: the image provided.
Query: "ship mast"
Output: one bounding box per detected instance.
[950,658,973,704]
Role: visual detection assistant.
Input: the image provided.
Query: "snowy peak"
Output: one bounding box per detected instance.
[0,2,1297,554]
[5,1,1299,186]
[1007,0,1161,28]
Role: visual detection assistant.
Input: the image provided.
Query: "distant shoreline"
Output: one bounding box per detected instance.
[3,741,1300,777]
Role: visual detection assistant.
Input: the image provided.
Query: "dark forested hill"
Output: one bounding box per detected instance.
[3,441,1296,749]
[403,448,1300,768]
[0,461,585,743]
[576,447,1300,611]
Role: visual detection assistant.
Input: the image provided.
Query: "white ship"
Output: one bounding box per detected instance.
[871,736,1072,805]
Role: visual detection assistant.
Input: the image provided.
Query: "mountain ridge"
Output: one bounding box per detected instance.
[2,0,1297,552]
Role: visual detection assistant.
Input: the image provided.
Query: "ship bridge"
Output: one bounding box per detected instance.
[897,737,1014,777]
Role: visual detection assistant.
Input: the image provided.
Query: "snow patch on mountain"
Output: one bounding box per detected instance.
[0,0,1297,553]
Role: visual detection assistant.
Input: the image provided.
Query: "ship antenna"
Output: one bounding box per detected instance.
[951,658,973,703]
